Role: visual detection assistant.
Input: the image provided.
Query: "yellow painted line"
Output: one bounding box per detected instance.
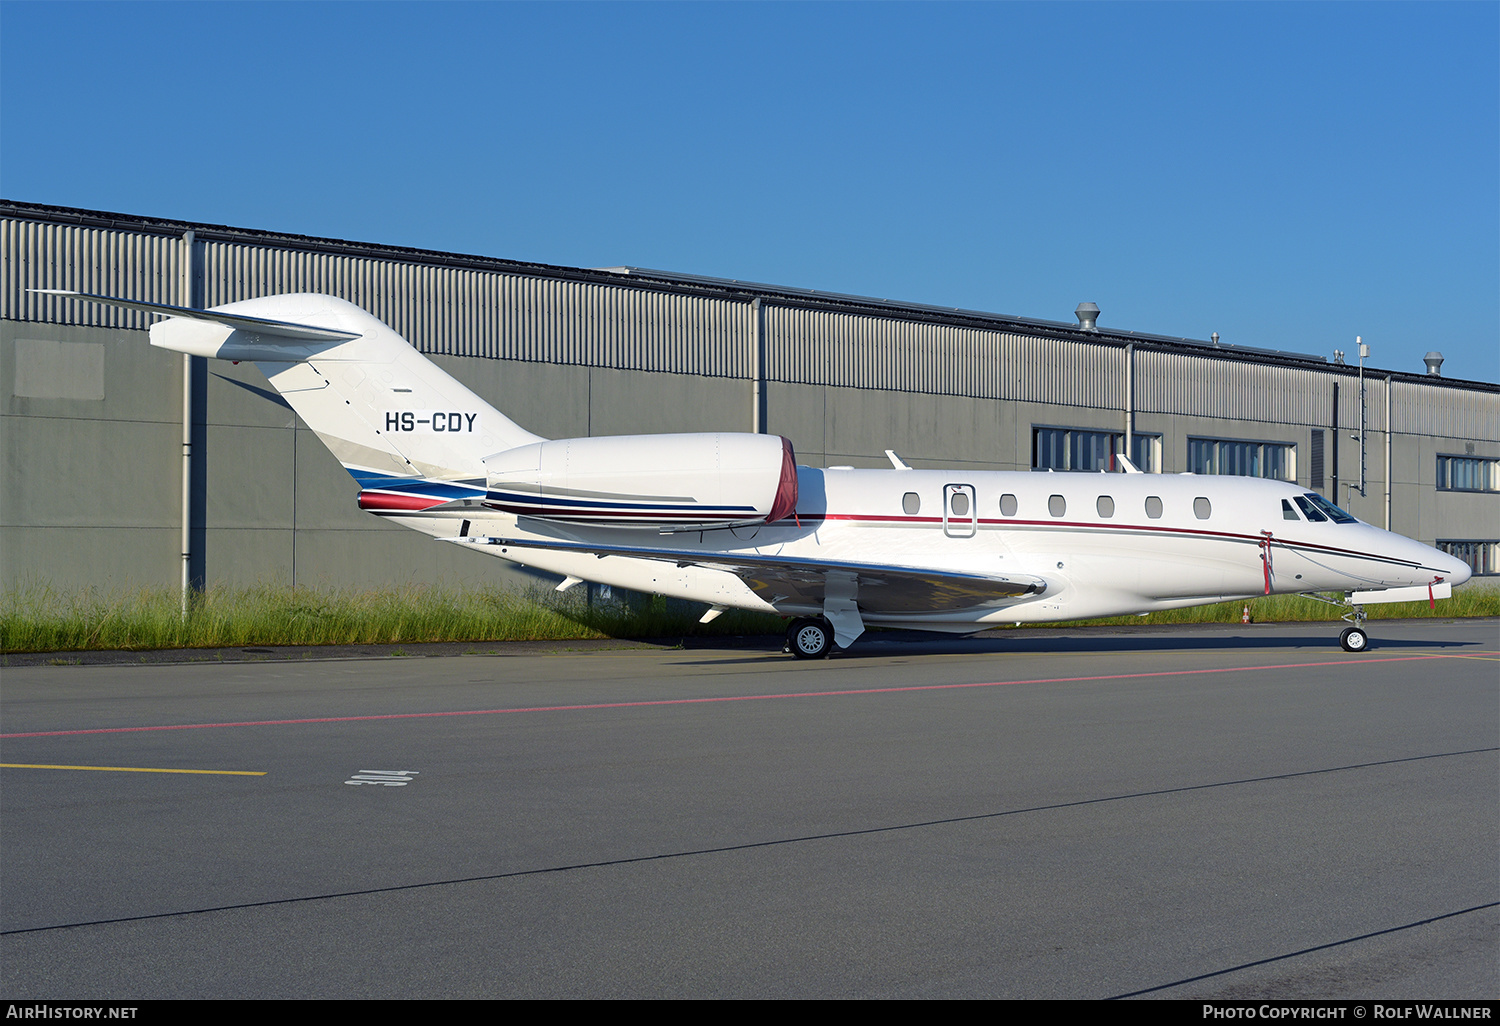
[0,763,265,776]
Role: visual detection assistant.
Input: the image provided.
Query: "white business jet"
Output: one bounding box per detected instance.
[39,291,1472,656]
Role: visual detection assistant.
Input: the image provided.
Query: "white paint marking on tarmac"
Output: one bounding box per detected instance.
[345,769,419,787]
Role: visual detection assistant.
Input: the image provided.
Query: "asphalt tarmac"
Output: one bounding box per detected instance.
[2,620,1496,999]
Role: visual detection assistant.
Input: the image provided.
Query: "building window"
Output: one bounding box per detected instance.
[1033,427,1160,473]
[1187,437,1295,480]
[1437,456,1499,492]
[1437,540,1498,576]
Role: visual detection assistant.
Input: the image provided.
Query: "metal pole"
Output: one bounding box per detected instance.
[1331,381,1339,500]
[751,297,764,433]
[1384,374,1392,529]
[1123,343,1134,469]
[1357,337,1368,499]
[180,231,195,619]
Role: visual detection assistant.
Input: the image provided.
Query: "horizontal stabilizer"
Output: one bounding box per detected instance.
[29,290,361,342]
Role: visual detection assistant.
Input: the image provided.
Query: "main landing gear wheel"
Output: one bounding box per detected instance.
[788,618,833,659]
[1339,626,1369,653]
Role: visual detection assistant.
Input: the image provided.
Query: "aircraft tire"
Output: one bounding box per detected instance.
[1339,626,1369,653]
[788,618,832,659]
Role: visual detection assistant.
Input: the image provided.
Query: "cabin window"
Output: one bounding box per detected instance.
[1096,496,1115,518]
[1193,497,1211,519]
[1048,494,1066,517]
[999,493,1018,517]
[1144,496,1163,519]
[1282,499,1300,520]
[902,492,921,516]
[950,491,970,517]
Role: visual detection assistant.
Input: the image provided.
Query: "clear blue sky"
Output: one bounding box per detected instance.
[3,1,1496,381]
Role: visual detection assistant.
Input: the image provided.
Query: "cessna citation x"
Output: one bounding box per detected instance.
[42,290,1471,657]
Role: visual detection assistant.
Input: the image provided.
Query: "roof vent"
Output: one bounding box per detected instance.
[1423,352,1444,376]
[1075,302,1099,332]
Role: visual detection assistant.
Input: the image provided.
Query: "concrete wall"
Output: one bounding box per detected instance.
[4,320,183,590]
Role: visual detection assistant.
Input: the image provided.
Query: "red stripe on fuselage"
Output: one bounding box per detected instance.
[487,502,746,523]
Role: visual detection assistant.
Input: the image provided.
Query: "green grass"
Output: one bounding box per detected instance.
[2,580,1494,654]
[0,581,784,654]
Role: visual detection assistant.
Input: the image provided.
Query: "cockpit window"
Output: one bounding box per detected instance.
[1304,492,1356,524]
[1281,499,1300,521]
[1293,496,1327,522]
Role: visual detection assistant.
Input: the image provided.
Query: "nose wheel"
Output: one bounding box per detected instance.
[1302,592,1374,653]
[786,618,834,659]
[1339,626,1369,652]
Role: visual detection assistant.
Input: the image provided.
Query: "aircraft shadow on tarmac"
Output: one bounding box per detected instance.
[672,626,1481,664]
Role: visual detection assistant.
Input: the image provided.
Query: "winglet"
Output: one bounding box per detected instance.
[885,449,912,470]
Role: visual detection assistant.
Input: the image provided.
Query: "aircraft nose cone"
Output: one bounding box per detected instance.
[1443,551,1473,587]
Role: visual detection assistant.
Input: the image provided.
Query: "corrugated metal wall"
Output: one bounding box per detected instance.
[1135,349,1347,429]
[198,240,755,376]
[1390,378,1499,439]
[4,213,1496,437]
[765,306,1123,407]
[1,219,187,329]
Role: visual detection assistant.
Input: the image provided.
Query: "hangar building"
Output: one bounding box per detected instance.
[2,200,1496,595]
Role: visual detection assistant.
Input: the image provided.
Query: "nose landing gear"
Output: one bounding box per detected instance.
[1303,592,1372,652]
[1339,625,1369,652]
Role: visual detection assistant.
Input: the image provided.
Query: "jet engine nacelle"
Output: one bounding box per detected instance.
[482,432,799,530]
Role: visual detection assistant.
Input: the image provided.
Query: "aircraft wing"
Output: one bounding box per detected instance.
[455,534,1047,614]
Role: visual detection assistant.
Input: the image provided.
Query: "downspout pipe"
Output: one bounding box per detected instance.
[751,297,764,433]
[1331,382,1339,501]
[180,231,194,618]
[1384,375,1392,529]
[1123,343,1134,468]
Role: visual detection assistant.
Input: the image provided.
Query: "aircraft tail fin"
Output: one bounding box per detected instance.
[34,290,544,492]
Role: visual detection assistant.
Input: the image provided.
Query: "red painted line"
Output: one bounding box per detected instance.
[0,653,1470,739]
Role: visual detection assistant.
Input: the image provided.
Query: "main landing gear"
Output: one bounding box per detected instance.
[786,617,834,659]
